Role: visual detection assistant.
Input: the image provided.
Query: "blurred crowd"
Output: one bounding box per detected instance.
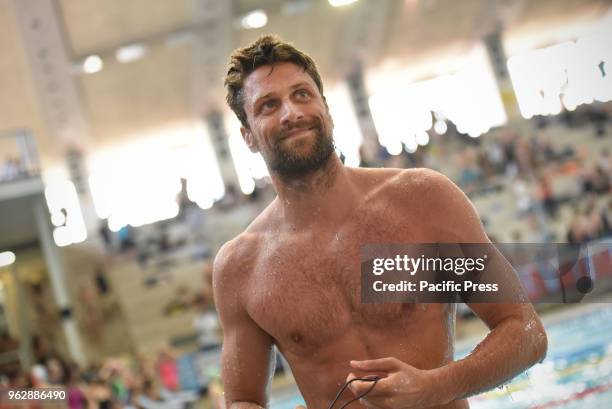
[90,106,611,280]
[1,342,205,409]
[360,107,611,244]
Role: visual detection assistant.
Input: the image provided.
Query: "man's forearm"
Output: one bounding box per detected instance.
[432,314,548,404]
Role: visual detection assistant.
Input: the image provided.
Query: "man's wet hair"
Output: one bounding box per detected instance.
[224,35,324,128]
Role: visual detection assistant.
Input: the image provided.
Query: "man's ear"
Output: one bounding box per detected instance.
[240,126,259,153]
[323,96,334,130]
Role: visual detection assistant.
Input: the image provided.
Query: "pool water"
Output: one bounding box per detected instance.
[465,304,612,408]
[270,304,612,409]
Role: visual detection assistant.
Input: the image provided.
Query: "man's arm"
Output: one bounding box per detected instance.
[424,170,548,403]
[348,169,547,408]
[213,240,276,409]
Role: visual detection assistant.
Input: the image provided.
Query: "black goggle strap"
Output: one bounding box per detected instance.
[326,375,380,409]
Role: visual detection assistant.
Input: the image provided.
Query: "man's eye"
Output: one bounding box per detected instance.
[261,100,277,112]
[295,89,310,99]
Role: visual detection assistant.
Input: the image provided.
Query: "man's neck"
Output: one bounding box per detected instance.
[270,157,358,229]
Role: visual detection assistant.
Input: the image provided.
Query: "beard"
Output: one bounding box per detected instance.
[266,117,335,179]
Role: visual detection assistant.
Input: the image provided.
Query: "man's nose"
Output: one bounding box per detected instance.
[280,100,304,126]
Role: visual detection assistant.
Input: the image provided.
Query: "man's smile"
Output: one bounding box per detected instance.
[283,126,315,140]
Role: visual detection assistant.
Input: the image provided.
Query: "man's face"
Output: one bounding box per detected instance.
[240,62,335,178]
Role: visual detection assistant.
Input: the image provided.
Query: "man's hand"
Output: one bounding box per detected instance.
[347,358,445,409]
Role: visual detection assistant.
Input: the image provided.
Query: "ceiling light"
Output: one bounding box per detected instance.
[116,44,147,63]
[241,10,268,29]
[329,0,359,7]
[405,140,418,153]
[416,131,430,146]
[386,140,402,155]
[433,120,447,135]
[0,251,16,268]
[82,55,103,74]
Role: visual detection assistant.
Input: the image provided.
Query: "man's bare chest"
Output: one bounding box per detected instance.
[244,211,431,354]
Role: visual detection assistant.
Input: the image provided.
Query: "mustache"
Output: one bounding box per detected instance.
[277,118,322,139]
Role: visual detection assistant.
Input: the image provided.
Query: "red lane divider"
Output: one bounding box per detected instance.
[530,381,612,409]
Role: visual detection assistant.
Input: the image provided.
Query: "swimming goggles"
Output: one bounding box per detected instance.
[326,375,380,409]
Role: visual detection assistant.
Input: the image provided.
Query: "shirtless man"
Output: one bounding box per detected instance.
[213,35,547,409]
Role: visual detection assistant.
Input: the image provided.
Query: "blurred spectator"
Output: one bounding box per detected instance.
[95,265,111,296]
[176,178,192,221]
[156,350,180,392]
[581,165,610,195]
[530,131,556,166]
[99,219,113,251]
[592,166,610,194]
[584,196,605,237]
[588,104,609,136]
[67,365,87,409]
[30,281,58,343]
[89,377,113,409]
[484,140,505,174]
[118,225,136,253]
[567,213,586,244]
[139,378,164,408]
[599,148,611,172]
[45,355,69,385]
[500,130,518,174]
[0,332,21,383]
[512,177,533,215]
[603,200,612,237]
[458,149,481,195]
[193,268,221,350]
[163,286,191,316]
[515,136,534,174]
[565,197,607,244]
[30,363,48,387]
[536,170,557,218]
[525,212,553,242]
[78,278,104,341]
[476,147,494,180]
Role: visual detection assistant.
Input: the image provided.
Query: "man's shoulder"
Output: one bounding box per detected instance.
[392,167,466,212]
[212,232,260,286]
[352,167,453,201]
[395,167,455,196]
[212,201,280,285]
